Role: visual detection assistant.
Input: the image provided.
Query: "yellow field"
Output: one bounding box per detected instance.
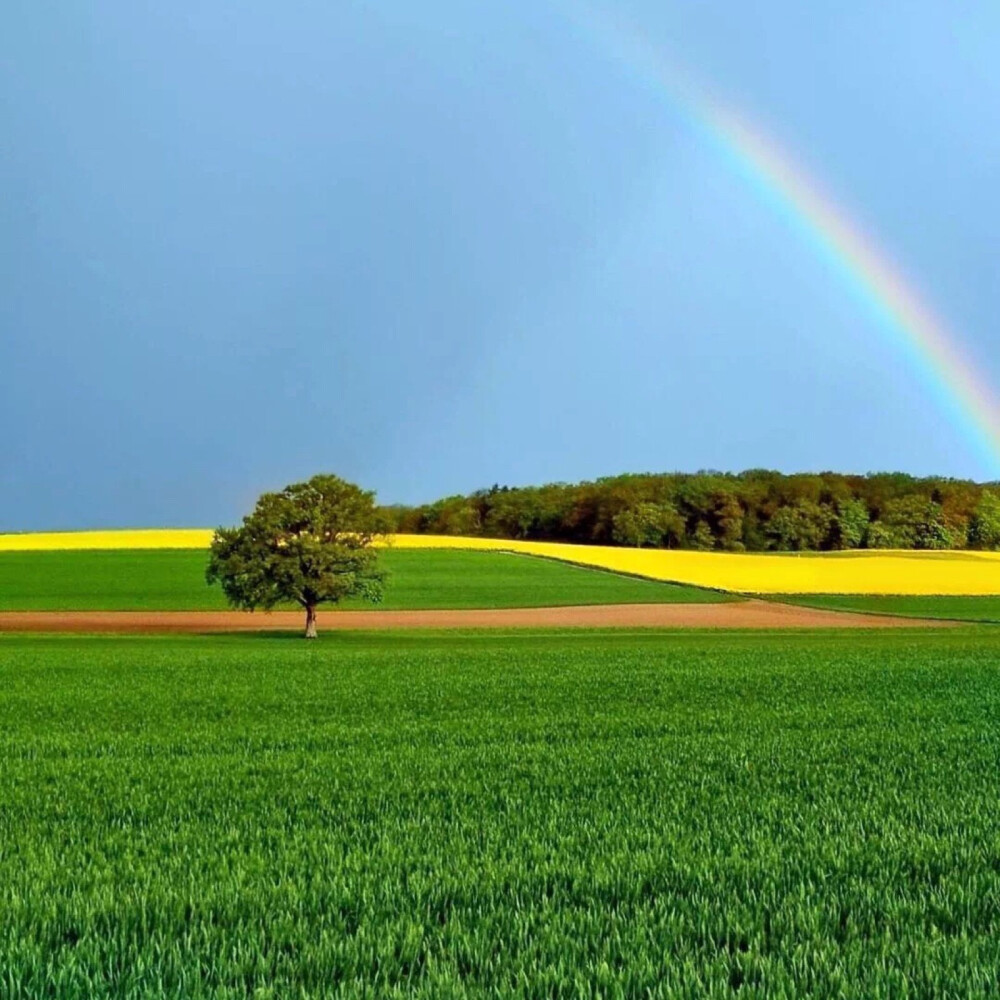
[3,529,1000,594]
[0,529,216,551]
[390,535,1000,596]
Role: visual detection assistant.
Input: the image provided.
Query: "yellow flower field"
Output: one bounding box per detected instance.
[0,529,216,551]
[3,529,1000,595]
[391,535,1000,596]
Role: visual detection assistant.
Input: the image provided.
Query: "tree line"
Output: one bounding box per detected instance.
[383,471,1000,551]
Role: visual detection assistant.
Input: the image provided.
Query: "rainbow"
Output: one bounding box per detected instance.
[561,6,1000,477]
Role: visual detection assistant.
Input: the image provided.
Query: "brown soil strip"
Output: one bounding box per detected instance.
[0,601,957,634]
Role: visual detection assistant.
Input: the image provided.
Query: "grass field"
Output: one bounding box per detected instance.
[0,548,728,611]
[2,629,998,997]
[4,530,1000,595]
[779,594,1000,623]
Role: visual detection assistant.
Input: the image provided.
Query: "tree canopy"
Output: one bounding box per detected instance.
[207,474,386,637]
[385,470,1000,553]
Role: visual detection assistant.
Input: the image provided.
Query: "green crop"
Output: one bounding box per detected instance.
[0,548,729,612]
[778,593,1000,622]
[2,629,999,997]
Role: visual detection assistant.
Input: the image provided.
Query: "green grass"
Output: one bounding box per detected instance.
[2,629,999,997]
[0,548,729,611]
[778,593,1000,623]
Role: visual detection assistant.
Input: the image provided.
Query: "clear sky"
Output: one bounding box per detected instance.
[2,1,998,529]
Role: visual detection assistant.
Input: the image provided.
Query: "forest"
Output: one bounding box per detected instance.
[385,471,1000,551]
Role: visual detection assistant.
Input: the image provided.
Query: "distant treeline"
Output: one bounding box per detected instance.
[383,471,1000,551]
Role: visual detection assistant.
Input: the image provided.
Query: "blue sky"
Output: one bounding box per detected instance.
[2,1,998,528]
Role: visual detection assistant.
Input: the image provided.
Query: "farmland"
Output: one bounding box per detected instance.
[778,593,1000,623]
[2,629,999,997]
[3,530,1000,595]
[3,527,1000,995]
[392,537,1000,596]
[0,548,726,611]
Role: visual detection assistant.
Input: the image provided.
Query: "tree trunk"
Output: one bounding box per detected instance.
[304,604,318,639]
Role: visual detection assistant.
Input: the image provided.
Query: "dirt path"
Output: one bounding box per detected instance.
[0,601,958,633]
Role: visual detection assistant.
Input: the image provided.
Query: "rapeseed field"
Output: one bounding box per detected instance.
[0,529,215,550]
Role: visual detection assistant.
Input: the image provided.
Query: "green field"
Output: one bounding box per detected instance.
[780,594,1000,623]
[2,629,999,997]
[0,548,729,611]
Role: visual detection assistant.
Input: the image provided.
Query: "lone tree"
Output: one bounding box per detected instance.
[206,474,387,638]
